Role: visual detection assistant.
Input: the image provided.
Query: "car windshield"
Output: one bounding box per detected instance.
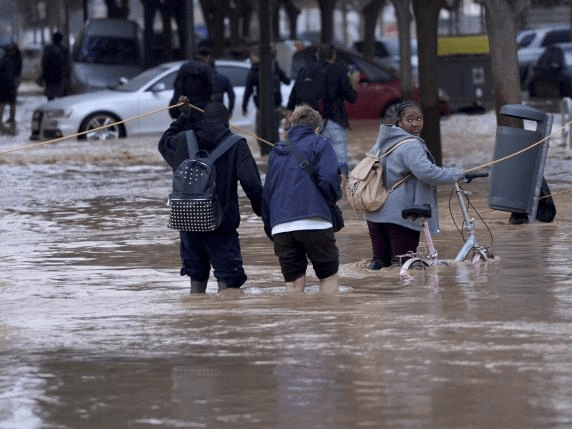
[336,52,397,82]
[517,32,535,49]
[73,35,141,65]
[114,64,176,91]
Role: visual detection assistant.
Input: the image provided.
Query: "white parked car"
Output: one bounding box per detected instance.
[517,24,571,85]
[30,59,292,141]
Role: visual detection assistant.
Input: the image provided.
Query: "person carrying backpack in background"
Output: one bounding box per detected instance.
[169,47,216,123]
[158,98,263,294]
[41,32,69,101]
[287,44,359,188]
[242,45,291,156]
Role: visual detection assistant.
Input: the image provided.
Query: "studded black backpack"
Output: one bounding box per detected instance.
[168,130,241,232]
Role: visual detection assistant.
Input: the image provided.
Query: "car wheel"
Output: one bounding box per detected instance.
[381,101,401,122]
[78,112,126,140]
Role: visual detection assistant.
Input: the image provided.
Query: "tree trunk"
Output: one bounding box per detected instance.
[392,0,414,101]
[482,0,525,127]
[317,0,337,44]
[241,3,254,40]
[361,0,385,61]
[199,0,228,57]
[280,0,300,39]
[159,6,173,61]
[412,0,442,165]
[141,0,158,67]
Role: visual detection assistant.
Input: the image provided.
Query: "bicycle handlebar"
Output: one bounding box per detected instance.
[463,171,489,183]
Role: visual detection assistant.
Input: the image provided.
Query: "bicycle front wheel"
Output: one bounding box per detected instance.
[400,257,430,276]
[470,249,491,263]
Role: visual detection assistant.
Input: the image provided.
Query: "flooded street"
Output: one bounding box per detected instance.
[2,94,572,428]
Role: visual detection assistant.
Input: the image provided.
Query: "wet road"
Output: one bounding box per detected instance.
[1,113,572,428]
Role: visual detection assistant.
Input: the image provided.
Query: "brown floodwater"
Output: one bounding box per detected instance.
[1,130,572,429]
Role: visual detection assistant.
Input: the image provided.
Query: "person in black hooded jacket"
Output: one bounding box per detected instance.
[158,98,263,294]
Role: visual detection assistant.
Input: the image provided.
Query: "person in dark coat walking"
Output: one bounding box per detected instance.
[0,42,22,135]
[213,64,235,116]
[158,98,263,294]
[41,32,69,101]
[168,47,215,123]
[242,45,290,155]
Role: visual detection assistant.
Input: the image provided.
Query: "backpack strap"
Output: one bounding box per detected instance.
[380,138,416,158]
[380,138,417,191]
[184,130,242,161]
[185,130,198,158]
[208,133,243,162]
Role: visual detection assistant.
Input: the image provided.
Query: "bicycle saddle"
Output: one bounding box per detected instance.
[402,204,432,220]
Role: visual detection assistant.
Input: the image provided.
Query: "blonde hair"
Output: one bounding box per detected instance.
[289,104,322,130]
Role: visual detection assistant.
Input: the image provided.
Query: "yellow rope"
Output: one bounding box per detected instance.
[0,101,274,157]
[2,98,571,196]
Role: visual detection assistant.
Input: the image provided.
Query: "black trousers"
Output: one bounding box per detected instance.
[367,221,420,267]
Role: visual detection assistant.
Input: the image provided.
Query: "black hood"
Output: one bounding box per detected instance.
[193,102,232,151]
[194,121,231,151]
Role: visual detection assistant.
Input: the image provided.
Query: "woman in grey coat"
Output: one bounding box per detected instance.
[365,102,465,270]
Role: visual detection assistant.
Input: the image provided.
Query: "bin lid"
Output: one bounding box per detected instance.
[500,104,551,135]
[500,104,547,122]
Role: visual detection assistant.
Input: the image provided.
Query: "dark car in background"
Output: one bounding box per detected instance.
[527,42,572,98]
[290,45,448,121]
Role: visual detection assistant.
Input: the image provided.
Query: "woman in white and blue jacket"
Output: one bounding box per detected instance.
[262,105,342,293]
[365,102,465,270]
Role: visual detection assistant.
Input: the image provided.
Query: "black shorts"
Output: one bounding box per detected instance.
[273,229,339,282]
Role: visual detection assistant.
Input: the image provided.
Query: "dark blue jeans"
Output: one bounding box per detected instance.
[179,228,247,288]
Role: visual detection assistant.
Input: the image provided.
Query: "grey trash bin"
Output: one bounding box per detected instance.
[488,104,553,220]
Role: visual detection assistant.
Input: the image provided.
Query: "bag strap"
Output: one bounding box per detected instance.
[380,138,416,158]
[185,130,242,162]
[380,138,417,192]
[389,172,411,192]
[209,133,243,162]
[185,130,198,158]
[284,139,316,178]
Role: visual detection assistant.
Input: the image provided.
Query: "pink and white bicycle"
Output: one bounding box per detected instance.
[399,172,494,276]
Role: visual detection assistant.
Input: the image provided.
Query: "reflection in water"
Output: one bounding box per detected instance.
[2,137,572,428]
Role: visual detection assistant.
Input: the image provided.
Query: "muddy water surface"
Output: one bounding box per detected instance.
[1,127,572,429]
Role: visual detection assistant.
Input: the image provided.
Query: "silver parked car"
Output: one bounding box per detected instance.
[69,18,144,94]
[30,59,292,141]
